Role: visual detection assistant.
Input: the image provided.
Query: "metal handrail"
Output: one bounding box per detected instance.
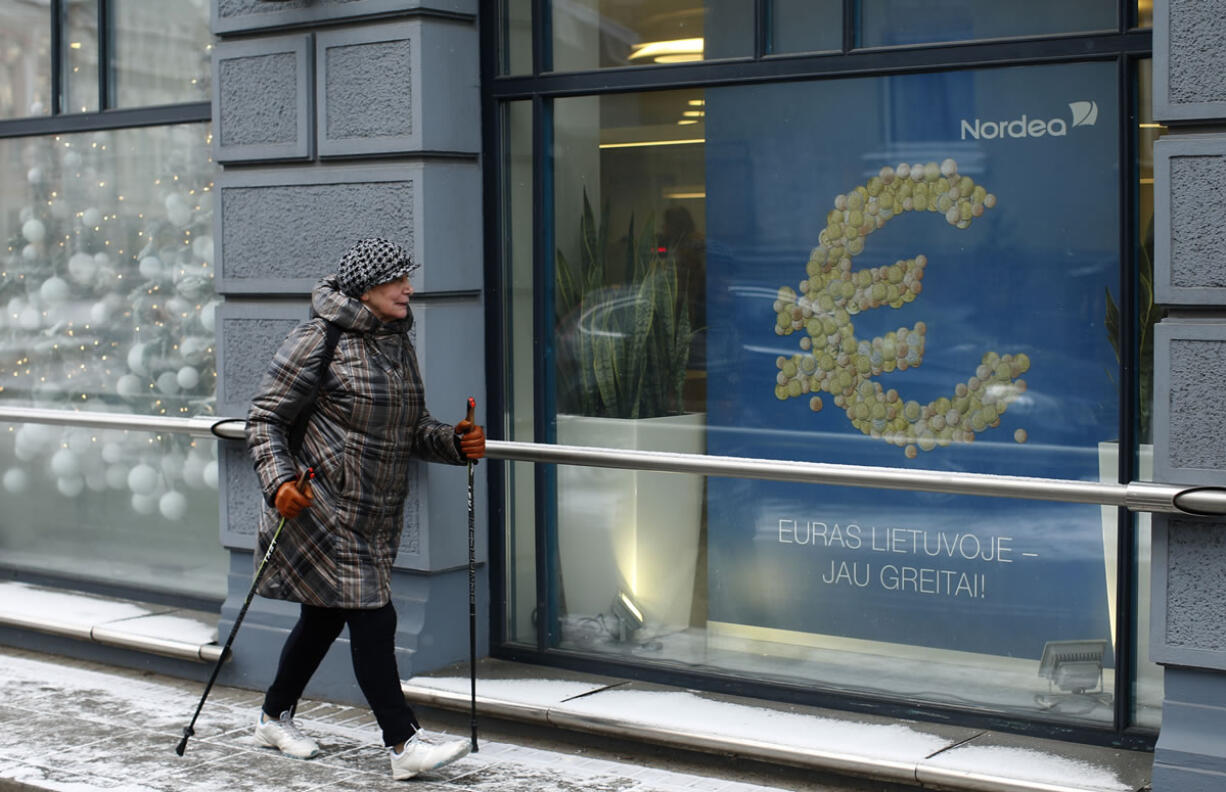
[3,405,1225,516]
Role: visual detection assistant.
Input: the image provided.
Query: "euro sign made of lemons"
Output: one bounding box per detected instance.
[772,158,1030,458]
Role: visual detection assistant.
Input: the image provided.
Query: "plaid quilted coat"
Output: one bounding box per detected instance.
[246,276,464,608]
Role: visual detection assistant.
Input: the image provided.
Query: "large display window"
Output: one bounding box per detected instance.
[506,54,1161,731]
[0,121,221,598]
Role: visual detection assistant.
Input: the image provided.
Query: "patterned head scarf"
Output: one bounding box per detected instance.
[335,237,418,298]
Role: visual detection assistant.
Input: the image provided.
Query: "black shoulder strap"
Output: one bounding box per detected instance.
[288,319,342,455]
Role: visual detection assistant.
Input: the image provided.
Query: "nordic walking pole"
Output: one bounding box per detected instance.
[464,396,479,752]
[175,468,314,757]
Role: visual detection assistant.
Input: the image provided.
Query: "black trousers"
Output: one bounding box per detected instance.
[263,602,418,748]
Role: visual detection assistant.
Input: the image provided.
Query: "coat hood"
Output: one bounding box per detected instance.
[310,275,414,335]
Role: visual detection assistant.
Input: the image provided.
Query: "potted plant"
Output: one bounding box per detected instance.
[553,189,705,631]
[554,189,694,419]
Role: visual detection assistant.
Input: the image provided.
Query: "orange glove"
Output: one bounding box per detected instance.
[456,398,486,461]
[456,421,486,460]
[274,476,313,519]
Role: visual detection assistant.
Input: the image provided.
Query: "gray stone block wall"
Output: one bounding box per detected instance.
[209,0,484,706]
[212,35,313,162]
[1151,1,1226,787]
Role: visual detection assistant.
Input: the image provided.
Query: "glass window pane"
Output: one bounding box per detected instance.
[0,423,225,599]
[550,0,751,72]
[499,0,532,75]
[1132,57,1165,729]
[1136,0,1153,29]
[769,0,842,54]
[540,61,1126,725]
[1,123,218,417]
[113,0,212,107]
[0,0,52,118]
[506,100,537,644]
[64,0,99,114]
[859,0,1116,47]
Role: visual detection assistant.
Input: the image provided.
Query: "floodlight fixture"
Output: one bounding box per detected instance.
[1038,639,1107,694]
[611,590,644,642]
[1035,639,1112,713]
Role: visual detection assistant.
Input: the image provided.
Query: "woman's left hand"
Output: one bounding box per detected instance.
[455,420,486,460]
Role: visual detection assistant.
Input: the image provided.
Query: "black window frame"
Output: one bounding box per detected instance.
[0,0,211,140]
[480,0,1157,750]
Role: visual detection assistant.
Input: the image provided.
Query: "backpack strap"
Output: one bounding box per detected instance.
[287,319,343,456]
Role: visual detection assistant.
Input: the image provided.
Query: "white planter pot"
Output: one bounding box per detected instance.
[556,412,706,629]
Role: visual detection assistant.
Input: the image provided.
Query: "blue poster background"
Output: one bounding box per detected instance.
[704,62,1120,660]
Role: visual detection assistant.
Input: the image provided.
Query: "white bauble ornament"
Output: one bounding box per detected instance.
[199,301,218,333]
[160,451,185,482]
[39,276,70,304]
[179,337,209,366]
[27,167,43,184]
[176,366,200,390]
[116,374,144,399]
[57,475,85,498]
[22,244,38,262]
[85,468,109,491]
[49,448,81,478]
[159,490,188,521]
[181,455,205,489]
[68,252,98,285]
[18,306,41,330]
[131,493,158,515]
[90,299,113,325]
[126,343,149,376]
[192,234,214,263]
[165,194,191,227]
[101,442,125,464]
[202,460,219,489]
[139,256,163,280]
[156,371,180,395]
[16,423,54,453]
[22,218,46,244]
[166,296,191,317]
[128,463,159,495]
[106,464,129,490]
[2,468,30,494]
[82,207,102,227]
[66,430,93,455]
[13,443,39,463]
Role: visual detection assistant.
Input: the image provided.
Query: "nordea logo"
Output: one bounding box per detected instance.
[960,100,1098,140]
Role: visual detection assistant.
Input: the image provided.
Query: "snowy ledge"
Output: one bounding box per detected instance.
[404,660,1152,792]
[0,580,222,663]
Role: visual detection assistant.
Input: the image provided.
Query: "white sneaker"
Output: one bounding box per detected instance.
[389,732,470,780]
[254,709,321,759]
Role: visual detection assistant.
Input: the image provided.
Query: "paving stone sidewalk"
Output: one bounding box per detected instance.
[0,646,905,792]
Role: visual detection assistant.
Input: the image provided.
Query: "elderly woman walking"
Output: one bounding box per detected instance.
[245,238,484,780]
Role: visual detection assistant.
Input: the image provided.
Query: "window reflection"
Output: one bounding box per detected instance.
[0,124,218,417]
[0,0,52,118]
[550,0,750,71]
[113,0,212,107]
[0,423,225,599]
[65,0,99,114]
[859,0,1116,47]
